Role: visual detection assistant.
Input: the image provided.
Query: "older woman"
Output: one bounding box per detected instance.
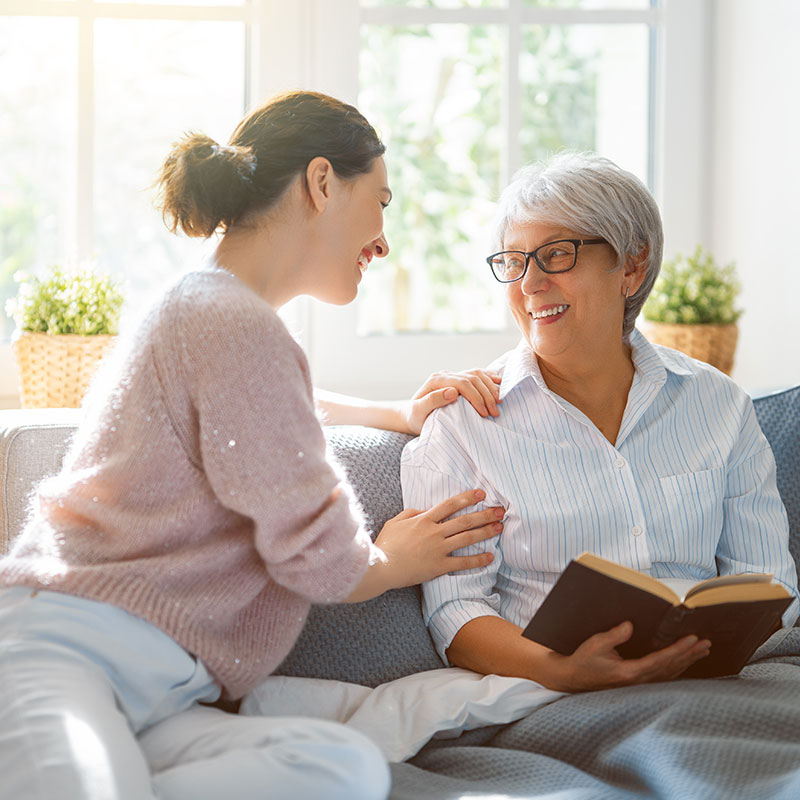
[401,152,799,693]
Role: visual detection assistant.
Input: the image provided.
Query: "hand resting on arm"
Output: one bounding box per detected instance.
[345,489,503,603]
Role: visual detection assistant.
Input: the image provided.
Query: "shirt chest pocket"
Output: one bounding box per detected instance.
[655,467,725,567]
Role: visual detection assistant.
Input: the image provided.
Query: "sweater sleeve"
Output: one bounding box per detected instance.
[167,277,376,603]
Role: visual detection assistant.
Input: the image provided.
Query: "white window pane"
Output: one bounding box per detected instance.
[0,17,78,341]
[93,19,246,311]
[358,24,506,334]
[520,24,650,185]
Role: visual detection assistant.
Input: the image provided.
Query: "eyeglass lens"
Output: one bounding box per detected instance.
[490,240,578,281]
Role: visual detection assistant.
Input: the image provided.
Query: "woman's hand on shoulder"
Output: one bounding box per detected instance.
[545,622,711,692]
[405,369,502,435]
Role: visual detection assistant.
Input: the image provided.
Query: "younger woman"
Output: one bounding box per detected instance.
[0,91,503,800]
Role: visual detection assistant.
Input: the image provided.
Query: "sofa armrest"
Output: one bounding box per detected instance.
[0,408,82,553]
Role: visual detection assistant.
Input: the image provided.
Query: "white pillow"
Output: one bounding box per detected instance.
[241,667,565,762]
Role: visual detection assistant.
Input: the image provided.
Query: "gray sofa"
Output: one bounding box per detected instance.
[2,386,800,799]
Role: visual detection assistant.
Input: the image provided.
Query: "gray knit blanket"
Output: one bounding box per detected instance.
[390,627,800,799]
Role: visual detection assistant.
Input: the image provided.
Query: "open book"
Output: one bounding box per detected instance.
[521,552,792,678]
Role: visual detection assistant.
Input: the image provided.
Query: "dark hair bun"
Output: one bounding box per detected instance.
[156,91,385,239]
[156,132,257,238]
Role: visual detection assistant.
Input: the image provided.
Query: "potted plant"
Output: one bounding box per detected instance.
[5,264,125,408]
[641,245,742,375]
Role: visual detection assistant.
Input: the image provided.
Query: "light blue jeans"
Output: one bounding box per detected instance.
[0,587,390,800]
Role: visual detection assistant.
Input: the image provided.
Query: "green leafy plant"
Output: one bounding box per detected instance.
[5,264,124,336]
[643,245,742,325]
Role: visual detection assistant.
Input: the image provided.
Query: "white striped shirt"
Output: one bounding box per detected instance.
[401,329,799,663]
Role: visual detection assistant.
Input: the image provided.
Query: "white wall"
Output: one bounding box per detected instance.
[710,0,800,392]
[657,0,712,259]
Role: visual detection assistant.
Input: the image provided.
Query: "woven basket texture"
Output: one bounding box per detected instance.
[641,321,739,375]
[11,331,117,408]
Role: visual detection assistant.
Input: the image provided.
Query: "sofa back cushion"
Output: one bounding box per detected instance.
[753,386,800,580]
[274,427,445,687]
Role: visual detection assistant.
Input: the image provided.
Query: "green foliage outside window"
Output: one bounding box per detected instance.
[359,21,598,333]
[359,24,502,332]
[520,26,598,163]
[0,179,38,341]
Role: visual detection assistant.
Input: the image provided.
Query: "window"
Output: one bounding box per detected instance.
[0,0,248,344]
[356,0,656,336]
[0,15,79,342]
[307,0,698,399]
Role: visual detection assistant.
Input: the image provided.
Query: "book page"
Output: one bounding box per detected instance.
[684,581,789,608]
[575,553,680,604]
[683,572,774,601]
[661,574,775,602]
[659,578,699,601]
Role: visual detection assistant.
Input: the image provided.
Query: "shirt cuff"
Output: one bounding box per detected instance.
[428,600,502,665]
[782,596,799,629]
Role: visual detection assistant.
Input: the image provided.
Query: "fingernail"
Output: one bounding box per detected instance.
[493,522,503,532]
[444,388,457,400]
[474,490,485,500]
[494,507,504,518]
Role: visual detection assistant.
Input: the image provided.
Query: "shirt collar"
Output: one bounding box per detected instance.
[628,327,694,380]
[496,327,693,401]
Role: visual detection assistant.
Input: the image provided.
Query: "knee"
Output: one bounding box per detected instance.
[344,732,391,800]
[298,722,390,800]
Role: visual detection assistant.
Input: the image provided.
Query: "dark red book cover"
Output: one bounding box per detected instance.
[522,558,790,678]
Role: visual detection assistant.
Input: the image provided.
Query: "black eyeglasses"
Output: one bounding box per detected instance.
[487,238,608,283]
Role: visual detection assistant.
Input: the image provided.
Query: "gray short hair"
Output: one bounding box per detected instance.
[493,152,663,337]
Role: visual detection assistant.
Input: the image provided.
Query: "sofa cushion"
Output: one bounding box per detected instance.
[753,386,800,581]
[275,426,445,687]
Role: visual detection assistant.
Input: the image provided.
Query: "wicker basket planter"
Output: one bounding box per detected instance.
[11,331,117,408]
[641,321,739,375]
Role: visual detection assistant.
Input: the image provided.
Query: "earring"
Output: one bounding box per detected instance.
[625,287,630,299]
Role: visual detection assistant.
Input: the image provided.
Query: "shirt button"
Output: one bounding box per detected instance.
[631,525,644,537]
[615,457,626,469]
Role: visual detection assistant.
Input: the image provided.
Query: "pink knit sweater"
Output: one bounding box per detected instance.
[0,269,377,698]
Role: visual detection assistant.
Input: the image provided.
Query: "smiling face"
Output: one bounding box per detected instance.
[504,221,640,367]
[312,156,391,305]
